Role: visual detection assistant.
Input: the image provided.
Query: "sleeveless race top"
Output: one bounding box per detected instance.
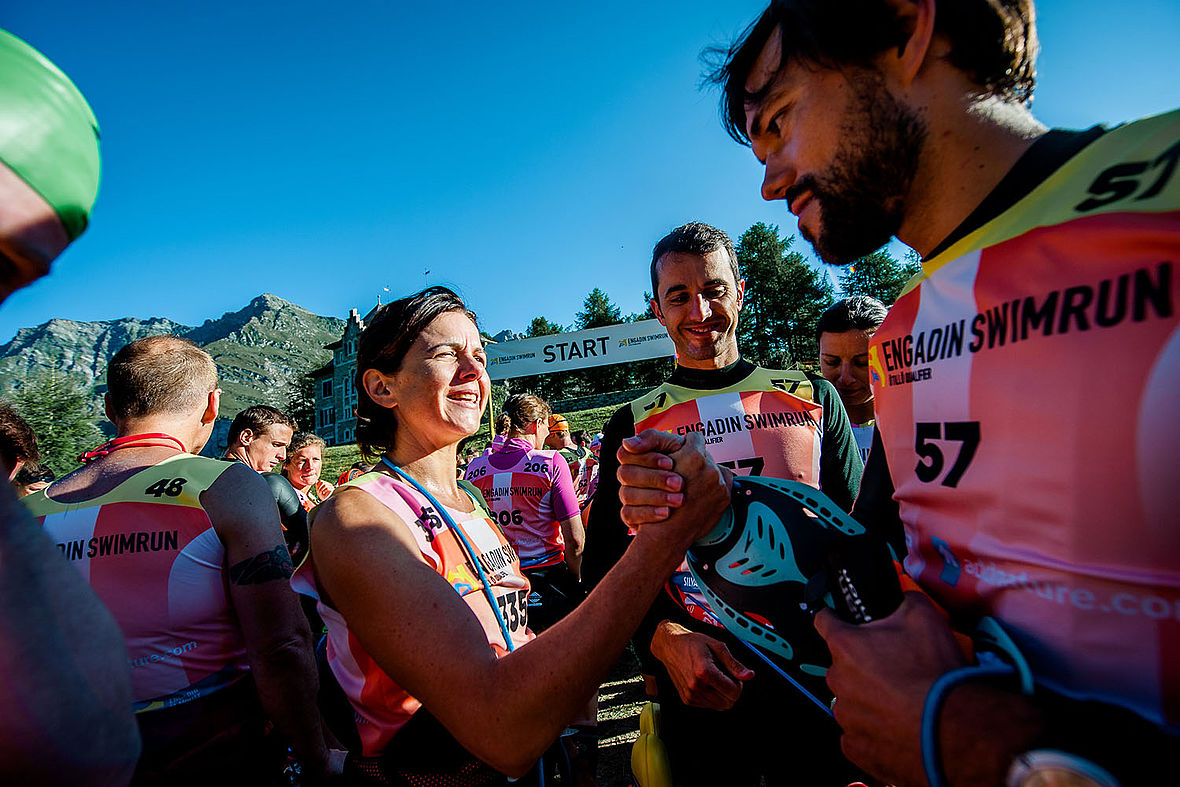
[292,479,333,512]
[25,454,249,711]
[291,471,533,756]
[869,109,1180,729]
[465,438,580,570]
[584,461,600,508]
[630,367,824,627]
[558,445,593,506]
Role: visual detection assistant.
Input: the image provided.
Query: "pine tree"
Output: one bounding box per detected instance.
[285,371,317,433]
[525,316,564,337]
[838,247,922,304]
[513,316,566,402]
[570,289,624,395]
[12,371,104,477]
[575,288,622,329]
[736,223,833,366]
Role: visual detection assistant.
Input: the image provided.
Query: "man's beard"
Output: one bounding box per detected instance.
[792,72,927,266]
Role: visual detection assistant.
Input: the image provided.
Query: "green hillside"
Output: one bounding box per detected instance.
[1,293,344,429]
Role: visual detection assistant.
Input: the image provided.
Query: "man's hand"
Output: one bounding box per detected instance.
[650,621,754,710]
[617,430,732,530]
[616,429,683,526]
[815,592,1041,786]
[814,592,963,784]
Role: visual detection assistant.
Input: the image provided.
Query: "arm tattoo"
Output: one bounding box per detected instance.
[229,545,294,585]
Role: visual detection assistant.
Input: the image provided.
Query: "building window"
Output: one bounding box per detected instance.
[321,407,336,428]
[342,428,352,442]
[321,379,333,398]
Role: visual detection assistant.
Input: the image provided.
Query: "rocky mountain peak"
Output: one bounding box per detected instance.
[1,296,346,418]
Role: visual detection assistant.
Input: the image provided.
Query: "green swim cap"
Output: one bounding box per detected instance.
[0,29,100,241]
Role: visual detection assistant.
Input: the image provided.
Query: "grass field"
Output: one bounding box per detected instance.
[322,403,620,482]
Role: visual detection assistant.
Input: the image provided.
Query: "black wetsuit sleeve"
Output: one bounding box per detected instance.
[813,377,863,513]
[264,473,310,561]
[581,405,636,588]
[851,429,906,559]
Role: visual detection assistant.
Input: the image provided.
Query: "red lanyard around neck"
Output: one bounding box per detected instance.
[79,433,187,464]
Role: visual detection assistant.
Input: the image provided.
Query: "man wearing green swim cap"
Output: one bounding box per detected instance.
[0,28,140,784]
[0,27,101,302]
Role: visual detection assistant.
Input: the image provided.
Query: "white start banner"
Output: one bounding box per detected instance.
[484,319,675,380]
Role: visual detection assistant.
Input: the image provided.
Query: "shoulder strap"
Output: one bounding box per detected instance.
[458,478,492,517]
[24,453,233,516]
[921,109,1180,285]
[756,367,815,403]
[630,368,817,423]
[630,381,673,422]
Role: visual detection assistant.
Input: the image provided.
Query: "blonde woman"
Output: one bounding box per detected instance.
[283,432,334,511]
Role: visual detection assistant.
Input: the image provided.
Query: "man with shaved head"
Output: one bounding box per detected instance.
[24,336,341,783]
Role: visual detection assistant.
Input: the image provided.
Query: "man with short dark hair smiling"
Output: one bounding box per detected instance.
[583,221,862,786]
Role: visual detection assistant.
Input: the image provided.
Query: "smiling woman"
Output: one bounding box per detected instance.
[291,286,730,784]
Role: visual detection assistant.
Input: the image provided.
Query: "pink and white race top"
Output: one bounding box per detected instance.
[25,454,250,712]
[292,471,533,756]
[465,437,580,570]
[870,110,1180,728]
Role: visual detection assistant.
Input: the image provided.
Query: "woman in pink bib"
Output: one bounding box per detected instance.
[464,394,584,629]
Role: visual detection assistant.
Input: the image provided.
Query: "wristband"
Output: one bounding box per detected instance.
[921,663,1015,787]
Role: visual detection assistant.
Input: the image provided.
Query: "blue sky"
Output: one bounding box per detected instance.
[2,1,1178,343]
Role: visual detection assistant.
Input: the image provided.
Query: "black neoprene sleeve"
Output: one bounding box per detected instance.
[264,473,304,520]
[581,404,635,589]
[811,376,863,512]
[264,473,309,560]
[850,429,907,558]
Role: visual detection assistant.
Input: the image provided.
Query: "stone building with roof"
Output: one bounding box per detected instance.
[309,305,375,446]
